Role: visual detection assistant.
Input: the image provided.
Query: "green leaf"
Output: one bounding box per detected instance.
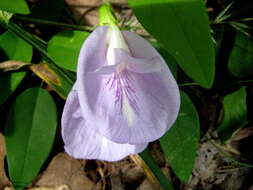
[0,20,74,98]
[152,42,178,79]
[0,31,32,105]
[0,0,30,14]
[0,72,26,105]
[5,88,57,189]
[48,30,90,72]
[0,31,32,61]
[160,91,200,181]
[228,32,253,77]
[158,48,178,79]
[217,87,247,142]
[128,0,215,88]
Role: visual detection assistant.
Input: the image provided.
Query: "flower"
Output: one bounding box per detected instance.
[61,25,180,161]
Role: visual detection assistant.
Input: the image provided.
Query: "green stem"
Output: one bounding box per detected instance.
[238,79,253,84]
[9,21,47,50]
[178,82,199,87]
[13,15,94,32]
[139,149,175,190]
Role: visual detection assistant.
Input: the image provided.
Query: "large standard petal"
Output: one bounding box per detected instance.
[62,87,147,161]
[77,26,180,144]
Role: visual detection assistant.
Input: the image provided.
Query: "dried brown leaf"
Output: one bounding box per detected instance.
[231,127,253,141]
[28,185,70,190]
[130,155,161,190]
[29,63,60,85]
[110,174,124,190]
[34,153,95,190]
[0,60,30,71]
[120,164,145,184]
[137,179,157,190]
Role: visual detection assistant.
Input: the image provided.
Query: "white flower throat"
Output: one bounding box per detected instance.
[106,25,130,67]
[106,25,137,125]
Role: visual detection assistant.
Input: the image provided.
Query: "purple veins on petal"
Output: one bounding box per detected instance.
[106,70,139,115]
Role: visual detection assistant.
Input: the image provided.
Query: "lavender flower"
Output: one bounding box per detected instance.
[61,25,180,161]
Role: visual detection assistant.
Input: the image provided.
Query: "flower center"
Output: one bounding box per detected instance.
[106,70,139,124]
[115,63,126,74]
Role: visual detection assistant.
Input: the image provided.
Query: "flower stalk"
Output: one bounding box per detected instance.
[98,3,117,26]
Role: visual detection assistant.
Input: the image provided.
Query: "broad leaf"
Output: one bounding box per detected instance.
[160,91,200,181]
[128,0,215,88]
[217,87,247,142]
[228,32,253,77]
[0,31,32,62]
[0,31,32,105]
[5,88,57,189]
[48,30,90,72]
[152,42,178,79]
[0,0,29,14]
[0,20,74,99]
[0,72,26,105]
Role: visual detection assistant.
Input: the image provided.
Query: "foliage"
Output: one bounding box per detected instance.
[160,91,200,182]
[5,88,57,189]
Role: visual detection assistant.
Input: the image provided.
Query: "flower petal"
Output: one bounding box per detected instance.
[92,64,117,75]
[77,26,180,144]
[114,48,162,73]
[62,88,147,161]
[89,48,162,75]
[78,26,108,73]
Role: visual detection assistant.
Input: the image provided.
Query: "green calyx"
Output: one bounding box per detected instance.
[98,2,118,26]
[0,10,13,25]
